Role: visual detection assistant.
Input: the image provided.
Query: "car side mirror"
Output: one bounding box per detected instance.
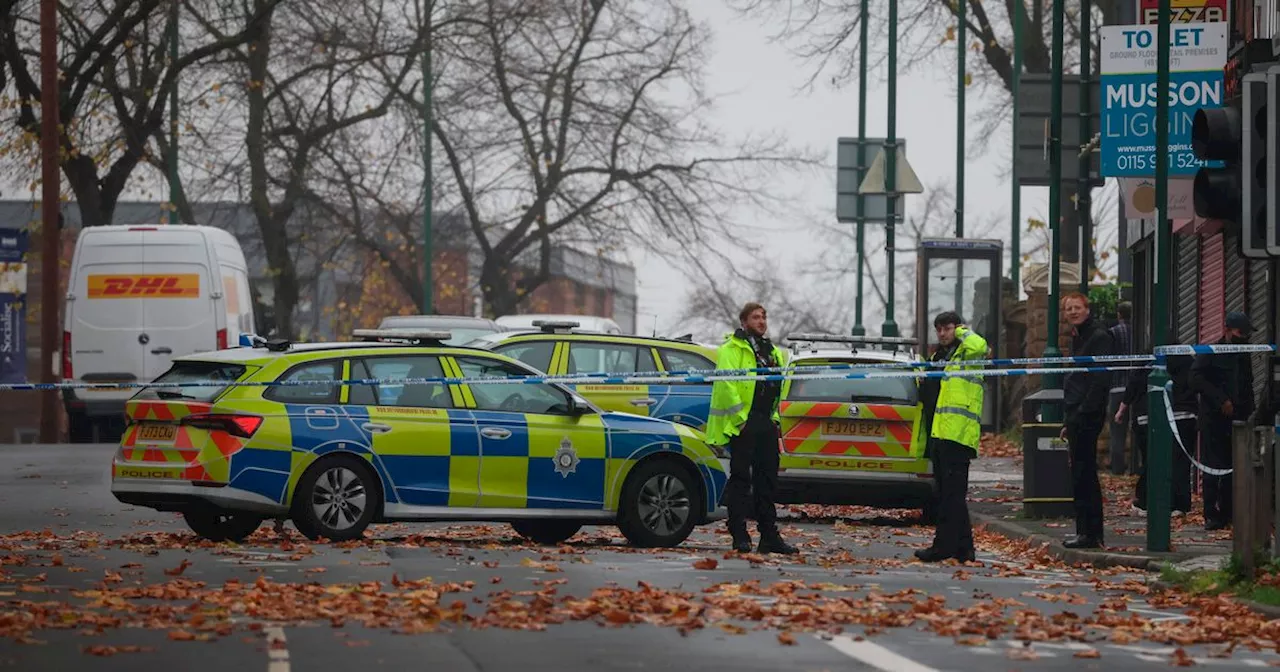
[566,394,590,416]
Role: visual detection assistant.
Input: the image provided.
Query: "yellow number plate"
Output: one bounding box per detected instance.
[137,424,177,442]
[822,420,885,437]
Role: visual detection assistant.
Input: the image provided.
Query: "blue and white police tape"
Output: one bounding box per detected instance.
[1152,343,1276,356]
[0,364,1157,392]
[1154,381,1233,477]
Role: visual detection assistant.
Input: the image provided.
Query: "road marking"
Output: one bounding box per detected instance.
[265,625,290,672]
[822,634,939,672]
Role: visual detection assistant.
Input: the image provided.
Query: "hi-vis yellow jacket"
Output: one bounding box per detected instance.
[911,326,987,454]
[706,332,789,446]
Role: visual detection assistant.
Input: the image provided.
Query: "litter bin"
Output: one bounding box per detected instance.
[1021,389,1074,519]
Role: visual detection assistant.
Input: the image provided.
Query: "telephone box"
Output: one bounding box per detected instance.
[914,238,1004,432]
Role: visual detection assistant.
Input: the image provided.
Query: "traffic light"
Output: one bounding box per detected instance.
[1267,67,1280,256]
[1193,72,1269,258]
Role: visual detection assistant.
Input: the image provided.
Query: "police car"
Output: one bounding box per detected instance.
[776,334,936,518]
[467,321,720,436]
[110,329,728,547]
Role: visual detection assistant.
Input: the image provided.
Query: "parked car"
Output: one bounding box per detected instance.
[111,329,728,547]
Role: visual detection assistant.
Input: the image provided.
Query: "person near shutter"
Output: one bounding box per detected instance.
[913,311,987,563]
[1060,292,1114,549]
[1107,302,1133,474]
[706,302,798,555]
[1190,311,1255,531]
[1117,353,1194,516]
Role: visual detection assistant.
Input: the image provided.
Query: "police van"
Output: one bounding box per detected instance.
[62,224,255,442]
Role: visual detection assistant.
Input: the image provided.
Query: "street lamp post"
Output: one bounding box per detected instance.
[1042,0,1066,422]
[882,0,900,338]
[421,7,434,315]
[852,0,868,337]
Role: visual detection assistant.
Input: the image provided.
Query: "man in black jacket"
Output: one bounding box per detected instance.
[1117,354,1195,516]
[1190,312,1256,531]
[1060,293,1114,549]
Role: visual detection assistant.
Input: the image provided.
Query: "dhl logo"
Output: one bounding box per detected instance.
[87,274,200,299]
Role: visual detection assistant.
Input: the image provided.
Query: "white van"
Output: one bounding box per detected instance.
[62,224,255,442]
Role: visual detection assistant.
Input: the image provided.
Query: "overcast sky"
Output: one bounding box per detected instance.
[634,1,1092,337]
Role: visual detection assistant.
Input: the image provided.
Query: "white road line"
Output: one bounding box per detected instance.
[265,625,290,672]
[822,635,939,672]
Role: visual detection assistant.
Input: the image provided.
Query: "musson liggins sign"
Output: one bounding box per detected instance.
[1100,22,1228,177]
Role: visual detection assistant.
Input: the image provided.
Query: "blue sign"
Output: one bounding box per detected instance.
[1099,22,1228,178]
[0,228,26,263]
[0,227,27,384]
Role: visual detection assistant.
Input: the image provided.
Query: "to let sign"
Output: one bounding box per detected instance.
[1100,22,1228,177]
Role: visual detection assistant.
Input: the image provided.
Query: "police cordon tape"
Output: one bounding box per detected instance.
[1155,380,1235,477]
[0,342,1270,393]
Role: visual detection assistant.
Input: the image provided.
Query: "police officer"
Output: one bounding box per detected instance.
[1117,353,1195,516]
[914,311,987,563]
[1190,311,1256,531]
[706,302,797,555]
[1060,292,1114,549]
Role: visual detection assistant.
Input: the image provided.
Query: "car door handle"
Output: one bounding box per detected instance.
[361,422,393,434]
[630,398,657,407]
[480,427,512,439]
[150,347,172,355]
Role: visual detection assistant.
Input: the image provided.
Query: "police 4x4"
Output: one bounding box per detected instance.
[110,329,728,547]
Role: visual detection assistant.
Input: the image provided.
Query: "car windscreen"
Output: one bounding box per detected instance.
[785,361,917,405]
[132,361,252,402]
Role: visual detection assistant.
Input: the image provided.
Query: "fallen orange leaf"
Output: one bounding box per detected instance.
[693,558,718,570]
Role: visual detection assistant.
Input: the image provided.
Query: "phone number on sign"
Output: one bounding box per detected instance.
[1112,152,1210,172]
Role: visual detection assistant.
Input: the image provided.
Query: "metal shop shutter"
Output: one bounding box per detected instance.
[1174,234,1199,344]
[1225,228,1247,316]
[1248,259,1271,412]
[1199,232,1225,344]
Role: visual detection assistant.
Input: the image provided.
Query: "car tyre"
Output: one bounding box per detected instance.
[617,459,700,548]
[182,508,263,542]
[292,454,380,542]
[511,520,583,545]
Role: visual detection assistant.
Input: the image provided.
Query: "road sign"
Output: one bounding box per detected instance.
[858,144,923,195]
[1099,22,1229,178]
[1015,74,1103,186]
[835,138,909,223]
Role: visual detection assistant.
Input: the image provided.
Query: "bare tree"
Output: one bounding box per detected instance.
[0,0,282,226]
[393,0,815,317]
[674,258,849,343]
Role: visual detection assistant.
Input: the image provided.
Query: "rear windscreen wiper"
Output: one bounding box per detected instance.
[155,390,196,400]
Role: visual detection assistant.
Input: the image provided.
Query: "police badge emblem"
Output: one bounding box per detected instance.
[553,436,579,477]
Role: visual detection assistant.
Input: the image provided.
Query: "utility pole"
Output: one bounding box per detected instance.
[1144,0,1173,553]
[1010,1,1022,293]
[1077,1,1092,294]
[882,0,900,338]
[421,8,434,315]
[956,0,965,239]
[39,0,59,443]
[1042,0,1065,422]
[168,0,180,225]
[852,0,868,337]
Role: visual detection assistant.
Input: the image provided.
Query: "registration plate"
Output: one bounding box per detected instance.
[137,424,177,442]
[822,420,885,437]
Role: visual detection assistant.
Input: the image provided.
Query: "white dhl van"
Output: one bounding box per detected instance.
[62,224,255,442]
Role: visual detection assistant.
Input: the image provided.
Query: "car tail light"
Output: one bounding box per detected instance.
[182,414,263,438]
[62,331,72,380]
[128,226,158,231]
[216,329,227,350]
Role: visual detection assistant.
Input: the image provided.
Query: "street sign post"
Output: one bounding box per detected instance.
[836,137,910,223]
[858,144,924,195]
[1014,74,1102,186]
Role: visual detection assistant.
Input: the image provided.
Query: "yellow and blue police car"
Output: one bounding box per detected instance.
[776,334,937,519]
[110,329,728,547]
[466,321,720,434]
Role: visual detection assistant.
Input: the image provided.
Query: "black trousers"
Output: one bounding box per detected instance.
[1068,414,1106,540]
[1133,416,1195,513]
[928,438,974,556]
[1200,416,1234,526]
[725,414,781,540]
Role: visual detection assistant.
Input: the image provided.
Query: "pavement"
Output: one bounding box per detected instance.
[0,444,1276,671]
[967,455,1234,572]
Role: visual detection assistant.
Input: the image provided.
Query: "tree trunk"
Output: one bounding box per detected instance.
[480,261,521,318]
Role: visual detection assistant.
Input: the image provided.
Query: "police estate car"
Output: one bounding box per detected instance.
[110,329,728,547]
[467,321,720,435]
